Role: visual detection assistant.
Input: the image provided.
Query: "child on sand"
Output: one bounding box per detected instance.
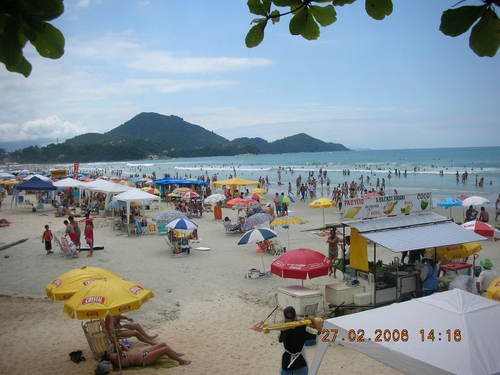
[84,219,94,257]
[42,225,53,255]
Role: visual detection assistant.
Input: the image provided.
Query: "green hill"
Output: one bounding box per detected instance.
[6,113,349,163]
[231,133,348,153]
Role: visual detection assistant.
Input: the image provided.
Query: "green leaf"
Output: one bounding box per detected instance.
[245,20,267,48]
[251,17,267,25]
[19,0,64,21]
[333,0,356,6]
[310,5,337,27]
[302,9,320,40]
[28,22,65,59]
[0,23,23,68]
[0,14,10,34]
[290,8,320,40]
[273,0,302,6]
[262,0,272,13]
[440,5,486,37]
[365,0,392,20]
[289,7,308,35]
[469,8,500,57]
[11,55,32,77]
[270,10,281,24]
[248,0,268,16]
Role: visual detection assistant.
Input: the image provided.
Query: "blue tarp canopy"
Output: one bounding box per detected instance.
[153,178,208,186]
[14,176,56,191]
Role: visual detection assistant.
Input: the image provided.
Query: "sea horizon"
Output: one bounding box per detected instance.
[3,146,498,206]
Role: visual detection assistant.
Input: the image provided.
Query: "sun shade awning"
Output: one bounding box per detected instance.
[361,221,486,252]
[343,212,449,233]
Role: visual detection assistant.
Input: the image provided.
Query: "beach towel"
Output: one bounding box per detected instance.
[125,355,179,370]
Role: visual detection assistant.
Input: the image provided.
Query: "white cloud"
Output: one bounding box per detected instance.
[122,78,237,93]
[0,116,85,142]
[76,0,102,8]
[127,53,273,74]
[69,34,273,73]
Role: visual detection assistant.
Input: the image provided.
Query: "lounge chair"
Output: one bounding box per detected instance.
[82,320,112,360]
[223,221,241,234]
[54,234,78,258]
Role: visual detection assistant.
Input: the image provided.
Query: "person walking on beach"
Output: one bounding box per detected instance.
[42,225,53,255]
[84,219,94,257]
[327,227,339,278]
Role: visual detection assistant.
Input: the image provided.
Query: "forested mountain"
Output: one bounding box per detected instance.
[232,133,348,153]
[6,113,349,163]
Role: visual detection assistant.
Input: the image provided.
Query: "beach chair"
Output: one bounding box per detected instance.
[134,220,145,235]
[223,221,241,235]
[82,320,112,360]
[157,221,167,234]
[54,234,78,258]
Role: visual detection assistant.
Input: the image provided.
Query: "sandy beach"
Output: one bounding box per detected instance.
[0,198,498,375]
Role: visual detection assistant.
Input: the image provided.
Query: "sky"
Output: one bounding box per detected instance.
[0,0,499,150]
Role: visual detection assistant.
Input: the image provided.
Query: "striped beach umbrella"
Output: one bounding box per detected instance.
[238,228,277,245]
[167,218,198,230]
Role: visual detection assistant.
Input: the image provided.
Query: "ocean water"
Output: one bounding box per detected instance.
[77,146,500,204]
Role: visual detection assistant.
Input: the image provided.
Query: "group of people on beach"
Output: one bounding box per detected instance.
[41,214,95,257]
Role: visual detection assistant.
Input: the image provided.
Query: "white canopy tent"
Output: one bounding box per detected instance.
[113,189,161,234]
[53,177,84,188]
[310,289,500,375]
[80,179,132,208]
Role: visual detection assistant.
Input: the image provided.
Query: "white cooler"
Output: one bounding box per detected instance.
[277,286,323,316]
[325,283,365,305]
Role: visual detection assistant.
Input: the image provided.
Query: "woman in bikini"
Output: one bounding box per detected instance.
[108,342,191,367]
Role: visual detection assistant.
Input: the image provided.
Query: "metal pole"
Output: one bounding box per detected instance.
[373,243,377,306]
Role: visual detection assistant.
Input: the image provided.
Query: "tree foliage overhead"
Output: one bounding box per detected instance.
[0,0,65,77]
[246,0,500,57]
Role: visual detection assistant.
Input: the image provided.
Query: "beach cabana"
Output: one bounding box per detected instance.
[310,289,500,375]
[113,189,161,235]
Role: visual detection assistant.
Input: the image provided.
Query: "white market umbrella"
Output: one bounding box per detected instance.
[461,196,490,206]
[204,194,226,204]
[0,172,15,180]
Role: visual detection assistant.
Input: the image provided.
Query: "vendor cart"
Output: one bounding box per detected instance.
[328,193,487,316]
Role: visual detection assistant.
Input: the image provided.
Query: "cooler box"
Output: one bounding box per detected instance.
[325,283,365,305]
[353,292,372,305]
[277,286,323,316]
